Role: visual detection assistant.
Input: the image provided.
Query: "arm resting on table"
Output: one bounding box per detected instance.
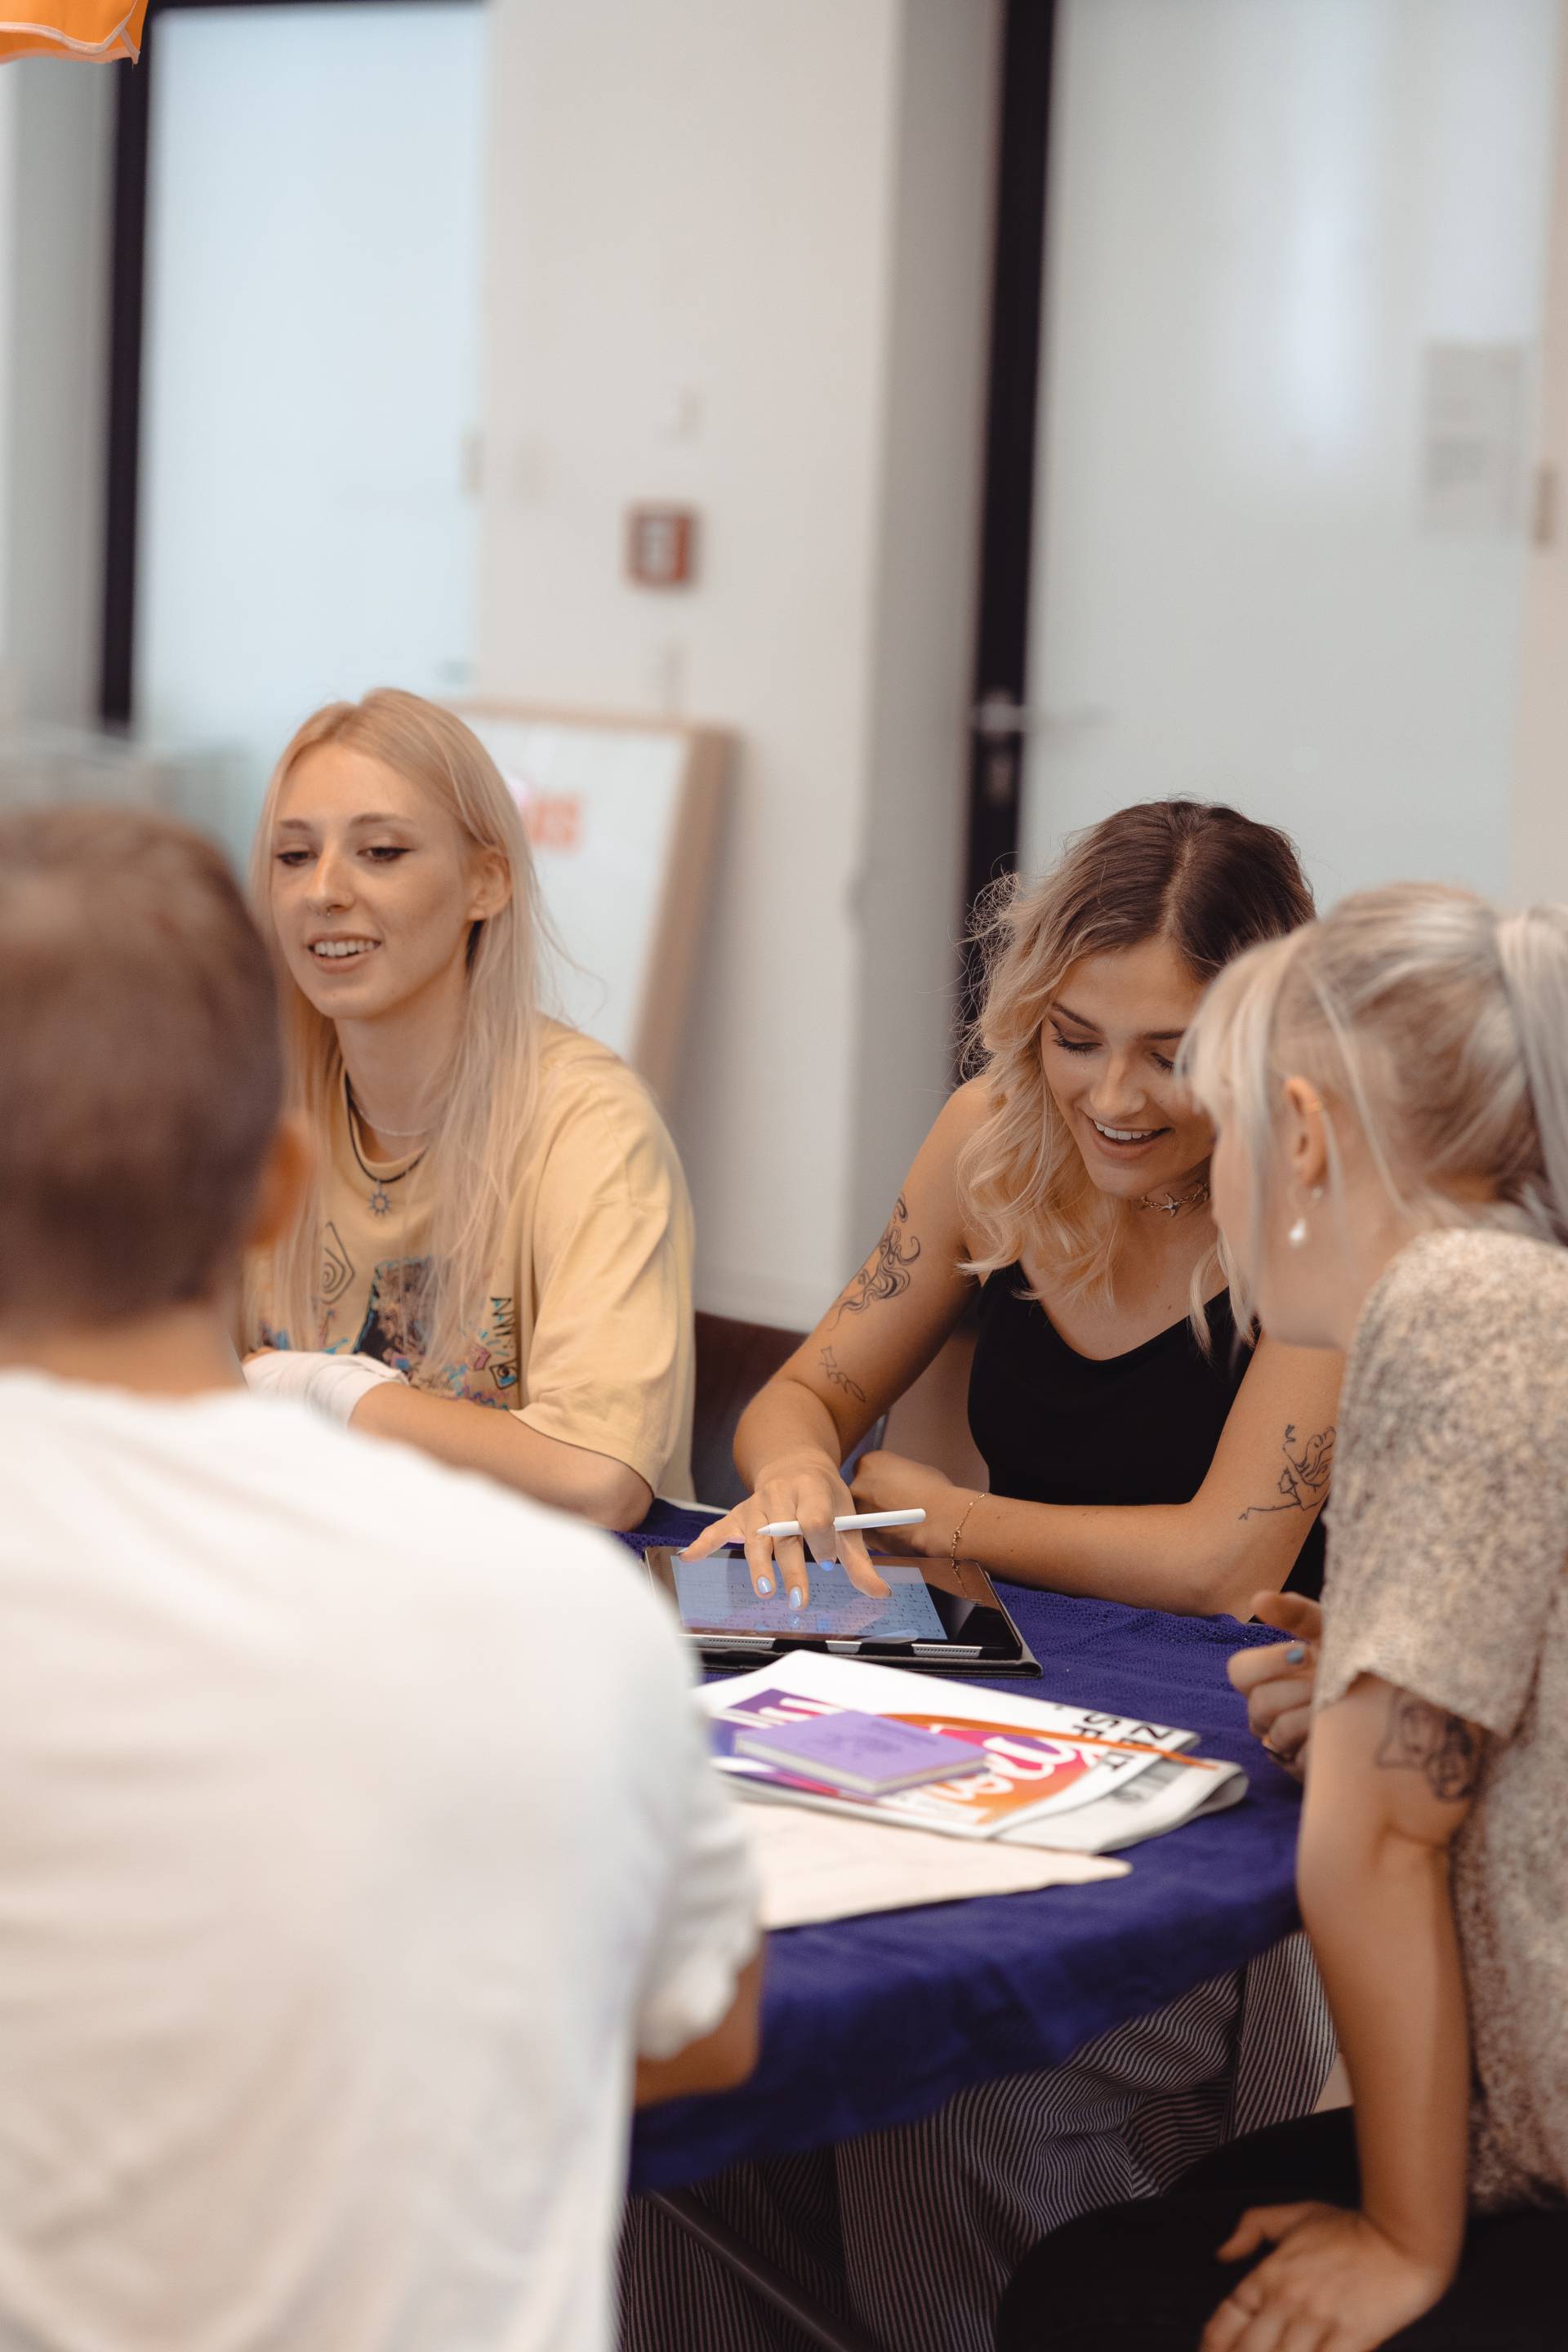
[853,1334,1341,1617]
[635,1947,764,2108]
[350,1380,652,1530]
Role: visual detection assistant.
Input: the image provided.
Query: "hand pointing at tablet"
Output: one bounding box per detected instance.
[683,1143,969,1606]
[679,1454,893,1608]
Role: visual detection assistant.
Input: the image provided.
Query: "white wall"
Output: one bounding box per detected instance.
[1515,6,1568,903]
[478,0,996,1326]
[1022,0,1562,911]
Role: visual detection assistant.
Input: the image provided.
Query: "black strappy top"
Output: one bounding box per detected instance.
[966,1264,1325,1601]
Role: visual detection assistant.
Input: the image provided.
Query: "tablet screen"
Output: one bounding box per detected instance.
[670,1550,948,1642]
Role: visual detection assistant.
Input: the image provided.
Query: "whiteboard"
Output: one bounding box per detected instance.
[460,707,728,1094]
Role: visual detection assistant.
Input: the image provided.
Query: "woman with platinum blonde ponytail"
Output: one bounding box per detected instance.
[241,689,695,1528]
[1186,885,1568,1340]
[1000,883,1568,2352]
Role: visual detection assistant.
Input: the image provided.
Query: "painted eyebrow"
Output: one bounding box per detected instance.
[1049,1000,1187,1043]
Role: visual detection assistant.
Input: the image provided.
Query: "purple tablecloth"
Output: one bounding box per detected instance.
[619,1503,1305,2194]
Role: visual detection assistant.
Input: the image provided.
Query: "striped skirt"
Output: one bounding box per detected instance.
[620,1931,1334,2352]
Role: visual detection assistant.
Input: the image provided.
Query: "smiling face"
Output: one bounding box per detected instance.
[1041,935,1215,1201]
[269,743,507,1028]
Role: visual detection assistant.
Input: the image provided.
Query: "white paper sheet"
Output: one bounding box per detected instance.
[748,1804,1127,1929]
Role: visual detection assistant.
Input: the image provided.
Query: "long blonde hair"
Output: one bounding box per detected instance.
[957,800,1315,1314]
[1183,883,1568,1323]
[244,689,552,1377]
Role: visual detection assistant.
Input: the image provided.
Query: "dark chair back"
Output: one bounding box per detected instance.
[691,1312,804,1509]
[691,1311,985,1511]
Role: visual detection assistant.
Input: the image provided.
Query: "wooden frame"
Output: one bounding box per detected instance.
[456,702,730,1098]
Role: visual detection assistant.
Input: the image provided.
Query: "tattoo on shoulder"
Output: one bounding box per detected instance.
[831,1195,922,1322]
[1374,1690,1484,1802]
[820,1346,866,1404]
[1238,1423,1335,1522]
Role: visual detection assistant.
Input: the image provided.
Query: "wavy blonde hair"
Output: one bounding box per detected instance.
[1183,883,1568,1325]
[957,800,1314,1320]
[243,689,552,1378]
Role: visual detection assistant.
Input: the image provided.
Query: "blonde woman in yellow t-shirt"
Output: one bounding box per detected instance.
[240,690,695,1527]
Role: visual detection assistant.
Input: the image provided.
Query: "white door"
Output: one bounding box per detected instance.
[1021,0,1562,909]
[136,0,487,861]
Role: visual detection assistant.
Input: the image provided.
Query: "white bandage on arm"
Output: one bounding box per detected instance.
[243,1349,408,1427]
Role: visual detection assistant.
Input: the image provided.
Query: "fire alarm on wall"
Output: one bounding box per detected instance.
[626,505,697,588]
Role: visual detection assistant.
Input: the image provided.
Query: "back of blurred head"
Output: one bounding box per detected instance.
[0,805,281,1336]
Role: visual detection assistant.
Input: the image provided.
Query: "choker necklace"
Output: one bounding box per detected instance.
[356,1115,430,1139]
[1134,1178,1211,1220]
[345,1077,428,1218]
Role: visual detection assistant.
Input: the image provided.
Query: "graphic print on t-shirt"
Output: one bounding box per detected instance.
[350,1258,519,1407]
[439,1295,520,1404]
[354,1258,432,1375]
[319,1223,356,1308]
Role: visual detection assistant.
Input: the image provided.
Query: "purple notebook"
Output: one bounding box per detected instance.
[733,1708,988,1795]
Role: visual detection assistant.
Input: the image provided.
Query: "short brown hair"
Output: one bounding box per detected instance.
[0,805,281,1325]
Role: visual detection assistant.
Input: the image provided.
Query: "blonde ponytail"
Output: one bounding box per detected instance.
[1495,905,1568,1244]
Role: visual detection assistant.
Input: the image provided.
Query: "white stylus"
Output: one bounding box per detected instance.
[754,1508,927,1539]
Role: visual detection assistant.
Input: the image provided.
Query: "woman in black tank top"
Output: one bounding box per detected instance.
[650,803,1341,2352]
[689,800,1339,1616]
[969,1269,1325,1598]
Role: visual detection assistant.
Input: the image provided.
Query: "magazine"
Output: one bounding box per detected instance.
[703,1652,1244,1851]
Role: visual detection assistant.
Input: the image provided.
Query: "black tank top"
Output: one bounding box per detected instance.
[966,1264,1325,1601]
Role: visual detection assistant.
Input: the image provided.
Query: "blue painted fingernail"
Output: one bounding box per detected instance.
[789,1588,804,1610]
[1284,1643,1306,1664]
[755,1576,772,1597]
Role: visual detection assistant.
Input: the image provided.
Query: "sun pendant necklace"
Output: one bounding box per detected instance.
[1134,1178,1211,1220]
[345,1076,428,1218]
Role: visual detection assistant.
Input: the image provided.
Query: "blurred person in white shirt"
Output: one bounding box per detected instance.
[0,804,760,2352]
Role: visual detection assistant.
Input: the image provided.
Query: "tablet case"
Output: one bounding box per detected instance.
[644,1548,1041,1678]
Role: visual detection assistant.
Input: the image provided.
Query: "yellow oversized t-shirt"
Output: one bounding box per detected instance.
[272,1026,695,1499]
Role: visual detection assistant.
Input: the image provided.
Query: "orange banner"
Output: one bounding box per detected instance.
[0,0,147,62]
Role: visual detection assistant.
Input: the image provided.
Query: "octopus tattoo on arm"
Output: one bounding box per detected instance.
[831,1194,923,1324]
[1239,1423,1335,1522]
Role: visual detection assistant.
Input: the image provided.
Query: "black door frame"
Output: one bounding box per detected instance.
[98,0,474,726]
[960,0,1056,1014]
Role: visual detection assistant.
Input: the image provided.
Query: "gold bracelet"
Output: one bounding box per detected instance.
[950,1491,984,1569]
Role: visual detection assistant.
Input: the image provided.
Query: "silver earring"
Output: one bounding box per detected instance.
[1287,1184,1324,1248]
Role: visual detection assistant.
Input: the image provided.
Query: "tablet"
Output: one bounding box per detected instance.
[644,1547,1040,1676]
